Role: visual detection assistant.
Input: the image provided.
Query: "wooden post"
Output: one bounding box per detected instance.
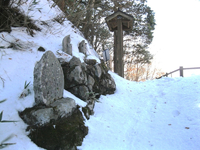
[117,18,124,77]
[105,9,134,78]
[180,66,183,77]
[114,20,123,77]
[114,31,118,74]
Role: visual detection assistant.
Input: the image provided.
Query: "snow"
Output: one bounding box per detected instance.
[0,0,200,150]
[79,73,200,150]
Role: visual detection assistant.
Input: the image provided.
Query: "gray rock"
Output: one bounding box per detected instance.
[79,86,89,100]
[19,107,57,127]
[26,107,88,150]
[61,56,116,100]
[68,86,89,101]
[31,108,55,126]
[87,75,95,91]
[69,66,87,84]
[69,56,81,68]
[34,51,64,106]
[94,64,102,78]
[62,35,72,55]
[50,98,76,118]
[78,40,87,55]
[99,74,116,95]
[84,59,97,65]
[19,98,77,127]
[81,63,87,72]
[82,99,95,120]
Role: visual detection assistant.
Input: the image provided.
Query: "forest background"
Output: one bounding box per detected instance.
[1,0,164,81]
[53,0,163,81]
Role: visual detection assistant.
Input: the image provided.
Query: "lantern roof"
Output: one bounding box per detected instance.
[105,9,134,32]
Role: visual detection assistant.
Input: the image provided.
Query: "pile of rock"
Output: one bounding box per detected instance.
[61,35,116,119]
[61,35,116,101]
[61,56,116,101]
[19,35,116,150]
[19,51,88,150]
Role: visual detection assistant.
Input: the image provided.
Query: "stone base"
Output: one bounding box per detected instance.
[27,107,88,150]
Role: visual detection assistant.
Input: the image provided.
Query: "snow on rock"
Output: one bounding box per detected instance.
[1,0,200,150]
[63,90,87,108]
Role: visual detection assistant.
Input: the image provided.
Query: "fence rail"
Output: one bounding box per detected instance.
[157,66,200,79]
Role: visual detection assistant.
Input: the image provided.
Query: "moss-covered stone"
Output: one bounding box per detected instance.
[28,107,88,150]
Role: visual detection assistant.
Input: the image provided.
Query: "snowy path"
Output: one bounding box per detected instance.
[79,73,200,150]
[1,1,200,149]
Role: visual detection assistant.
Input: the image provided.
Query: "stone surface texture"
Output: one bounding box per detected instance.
[62,35,72,55]
[21,107,88,150]
[50,98,76,118]
[20,42,116,150]
[20,98,77,127]
[78,40,87,55]
[34,51,64,106]
[61,56,116,101]
[21,50,88,149]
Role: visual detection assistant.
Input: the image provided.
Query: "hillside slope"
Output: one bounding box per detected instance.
[0,1,200,150]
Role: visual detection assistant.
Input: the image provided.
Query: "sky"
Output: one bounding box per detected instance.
[147,0,200,76]
[1,1,200,150]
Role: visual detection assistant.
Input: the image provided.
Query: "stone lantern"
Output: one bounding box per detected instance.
[105,8,134,77]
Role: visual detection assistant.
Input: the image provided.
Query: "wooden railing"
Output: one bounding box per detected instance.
[157,66,200,79]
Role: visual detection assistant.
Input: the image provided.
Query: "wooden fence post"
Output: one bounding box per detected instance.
[180,66,183,77]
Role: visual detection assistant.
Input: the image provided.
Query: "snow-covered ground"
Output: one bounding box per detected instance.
[1,1,200,150]
[79,73,200,150]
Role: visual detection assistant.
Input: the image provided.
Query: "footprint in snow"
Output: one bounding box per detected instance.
[172,110,180,117]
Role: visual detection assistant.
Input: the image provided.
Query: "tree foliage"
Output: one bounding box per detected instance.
[54,0,156,52]
[124,43,153,81]
[55,0,157,80]
[125,62,166,81]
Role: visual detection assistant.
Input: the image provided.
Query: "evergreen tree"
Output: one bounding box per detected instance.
[54,0,155,51]
[54,0,156,80]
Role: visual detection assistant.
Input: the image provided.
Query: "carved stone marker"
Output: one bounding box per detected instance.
[34,51,64,106]
[62,35,72,55]
[78,40,87,55]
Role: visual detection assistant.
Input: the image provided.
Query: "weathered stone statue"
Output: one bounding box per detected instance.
[78,40,87,55]
[62,35,72,55]
[34,51,64,106]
